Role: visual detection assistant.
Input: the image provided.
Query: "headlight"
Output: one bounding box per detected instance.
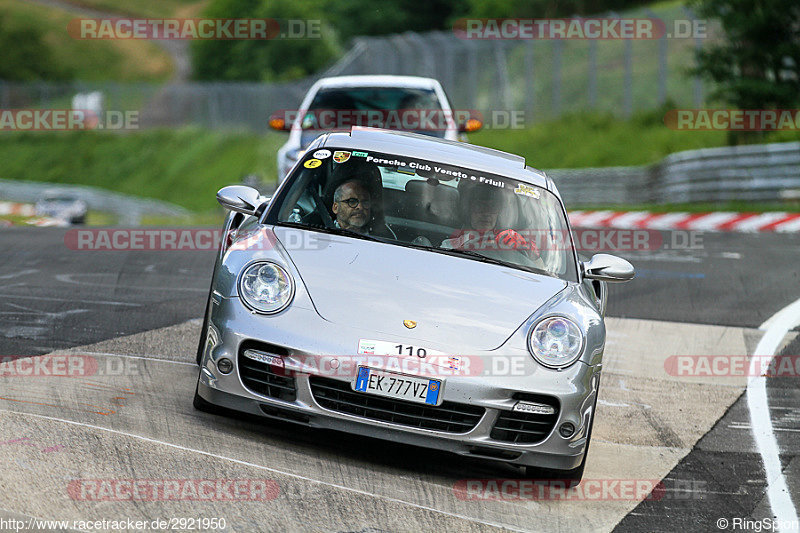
[238,261,295,314]
[528,316,584,368]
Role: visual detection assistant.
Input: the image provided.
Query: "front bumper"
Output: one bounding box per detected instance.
[198,295,602,471]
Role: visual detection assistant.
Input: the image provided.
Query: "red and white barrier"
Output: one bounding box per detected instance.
[569,210,800,232]
[0,202,68,227]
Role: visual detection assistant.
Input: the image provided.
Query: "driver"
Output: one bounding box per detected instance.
[332,179,372,233]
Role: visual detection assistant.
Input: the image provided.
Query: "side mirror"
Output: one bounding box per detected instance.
[458,118,483,133]
[217,185,265,216]
[582,253,635,283]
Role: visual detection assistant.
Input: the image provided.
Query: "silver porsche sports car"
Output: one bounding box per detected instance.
[194,127,634,480]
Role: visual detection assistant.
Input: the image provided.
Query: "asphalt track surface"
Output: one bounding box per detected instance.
[0,227,798,532]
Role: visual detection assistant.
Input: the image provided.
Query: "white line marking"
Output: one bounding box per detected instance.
[53,350,197,366]
[750,297,800,531]
[0,294,140,306]
[55,273,207,292]
[0,269,38,280]
[0,409,526,532]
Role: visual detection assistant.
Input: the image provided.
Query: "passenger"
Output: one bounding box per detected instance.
[442,187,540,260]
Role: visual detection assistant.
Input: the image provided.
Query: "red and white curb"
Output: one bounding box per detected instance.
[0,201,35,217]
[568,211,800,233]
[0,202,67,227]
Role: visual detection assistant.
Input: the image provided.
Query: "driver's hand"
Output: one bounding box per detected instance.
[496,229,540,259]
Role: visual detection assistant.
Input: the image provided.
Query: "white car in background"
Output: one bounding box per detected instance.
[270,75,482,181]
[34,190,88,225]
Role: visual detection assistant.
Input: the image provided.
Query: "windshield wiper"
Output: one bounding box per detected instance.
[433,247,521,269]
[276,221,558,274]
[276,222,391,245]
[433,247,556,278]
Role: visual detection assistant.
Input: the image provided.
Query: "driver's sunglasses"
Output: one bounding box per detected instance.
[339,197,371,208]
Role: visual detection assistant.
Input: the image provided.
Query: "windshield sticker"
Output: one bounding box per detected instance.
[333,151,351,163]
[313,149,331,159]
[303,158,322,169]
[514,183,541,199]
[366,155,405,166]
[362,154,510,189]
[352,151,368,157]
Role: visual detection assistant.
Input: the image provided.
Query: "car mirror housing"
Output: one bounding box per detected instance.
[217,185,266,216]
[582,254,635,283]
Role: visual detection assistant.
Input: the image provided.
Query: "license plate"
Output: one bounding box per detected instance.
[353,366,442,406]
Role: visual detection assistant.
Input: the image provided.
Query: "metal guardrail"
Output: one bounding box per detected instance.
[0,179,188,225]
[547,141,800,206]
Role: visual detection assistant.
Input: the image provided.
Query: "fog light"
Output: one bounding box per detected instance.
[216,358,233,374]
[513,401,556,415]
[559,422,575,438]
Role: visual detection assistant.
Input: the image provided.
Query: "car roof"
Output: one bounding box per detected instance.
[320,127,549,188]
[314,75,441,90]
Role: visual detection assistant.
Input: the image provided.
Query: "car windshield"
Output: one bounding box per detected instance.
[43,197,77,204]
[266,149,578,282]
[299,87,447,143]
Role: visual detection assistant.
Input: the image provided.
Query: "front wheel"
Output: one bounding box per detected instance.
[196,292,211,366]
[524,399,597,485]
[193,378,223,415]
[524,458,587,486]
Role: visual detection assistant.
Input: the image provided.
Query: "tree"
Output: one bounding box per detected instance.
[192,0,340,82]
[0,12,68,81]
[322,0,468,42]
[690,0,800,109]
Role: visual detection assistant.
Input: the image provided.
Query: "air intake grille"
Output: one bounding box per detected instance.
[309,376,484,433]
[490,395,559,444]
[238,344,296,402]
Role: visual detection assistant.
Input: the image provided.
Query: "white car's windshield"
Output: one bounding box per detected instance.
[299,87,447,142]
[266,148,578,282]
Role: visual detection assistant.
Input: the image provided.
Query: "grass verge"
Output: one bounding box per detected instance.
[0,128,285,212]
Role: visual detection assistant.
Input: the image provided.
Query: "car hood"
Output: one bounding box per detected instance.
[275,228,567,351]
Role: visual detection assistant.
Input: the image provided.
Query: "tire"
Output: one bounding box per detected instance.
[524,397,597,485]
[196,253,221,365]
[193,379,223,415]
[196,292,211,366]
[524,459,587,487]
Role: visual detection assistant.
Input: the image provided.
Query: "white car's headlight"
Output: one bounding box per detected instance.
[528,316,584,368]
[238,261,294,314]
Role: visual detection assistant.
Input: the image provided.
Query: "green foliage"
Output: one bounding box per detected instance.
[322,0,468,41]
[460,0,654,19]
[0,11,68,81]
[0,0,172,82]
[192,0,340,81]
[690,0,800,108]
